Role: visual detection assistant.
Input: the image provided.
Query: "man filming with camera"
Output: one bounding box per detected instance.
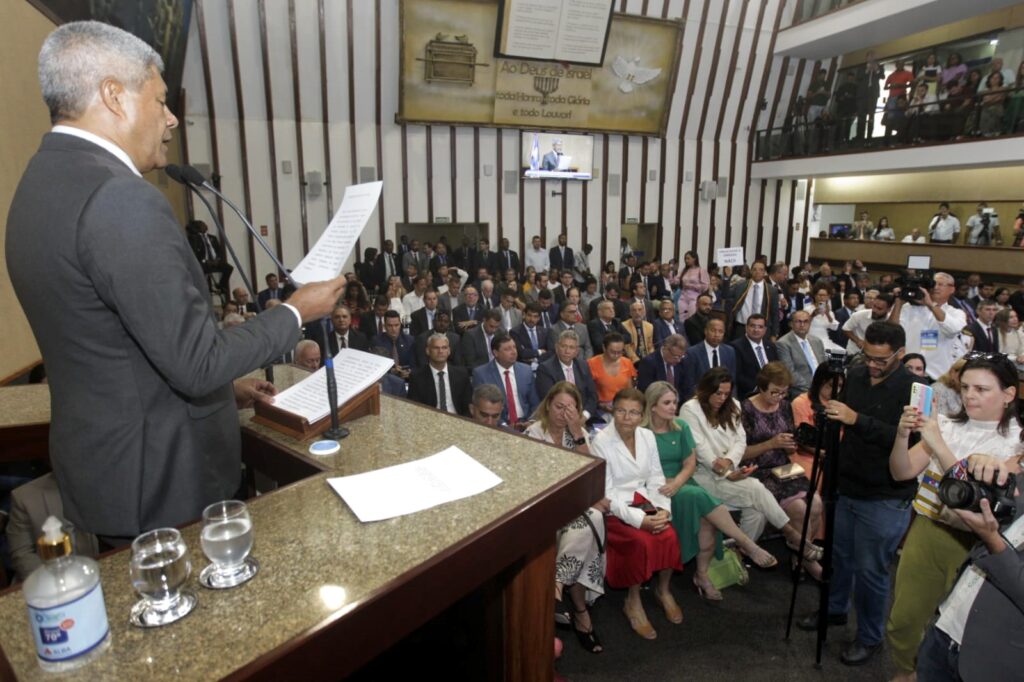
[915,453,1024,681]
[892,272,967,381]
[964,202,1001,247]
[798,321,922,666]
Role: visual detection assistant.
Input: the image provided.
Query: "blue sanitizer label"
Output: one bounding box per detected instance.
[28,582,110,663]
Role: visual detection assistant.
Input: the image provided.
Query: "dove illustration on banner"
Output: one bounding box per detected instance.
[611,56,662,94]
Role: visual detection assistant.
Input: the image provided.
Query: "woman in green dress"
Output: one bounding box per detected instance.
[644,381,778,601]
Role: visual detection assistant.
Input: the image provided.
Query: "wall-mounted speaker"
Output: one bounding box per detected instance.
[504,170,519,194]
[306,170,323,198]
[607,174,620,197]
[648,170,658,182]
[699,180,718,202]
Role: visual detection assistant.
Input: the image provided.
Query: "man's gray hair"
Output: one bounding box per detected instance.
[295,339,319,355]
[426,333,450,348]
[662,334,687,351]
[472,383,504,407]
[39,21,164,124]
[557,329,580,345]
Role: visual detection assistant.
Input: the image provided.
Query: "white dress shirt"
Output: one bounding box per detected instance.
[430,364,457,414]
[738,281,765,324]
[899,302,967,379]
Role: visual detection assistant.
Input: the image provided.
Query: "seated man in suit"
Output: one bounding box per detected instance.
[588,282,629,322]
[536,288,559,330]
[360,295,391,338]
[458,308,503,369]
[409,289,441,338]
[588,300,626,354]
[471,333,538,428]
[510,303,548,367]
[413,310,459,369]
[969,299,1000,353]
[684,293,714,346]
[775,309,826,398]
[551,269,576,305]
[535,329,599,418]
[469,383,505,428]
[372,310,414,382]
[407,333,471,416]
[452,285,485,335]
[679,318,736,402]
[729,314,780,399]
[545,301,593,360]
[622,300,656,364]
[637,333,687,394]
[232,287,259,318]
[186,219,233,294]
[653,299,686,348]
[294,339,321,371]
[438,273,463,315]
[496,287,523,331]
[628,279,656,321]
[323,304,370,356]
[257,272,284,310]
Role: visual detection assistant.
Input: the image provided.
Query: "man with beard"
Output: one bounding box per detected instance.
[843,293,893,355]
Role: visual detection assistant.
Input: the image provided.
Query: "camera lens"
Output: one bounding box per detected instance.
[937,478,976,510]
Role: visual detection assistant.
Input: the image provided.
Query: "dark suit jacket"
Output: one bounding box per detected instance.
[679,342,737,402]
[652,318,686,348]
[457,326,494,368]
[534,355,599,417]
[187,230,225,264]
[360,312,389,338]
[831,307,855,347]
[588,318,626,354]
[409,306,441,338]
[684,312,710,346]
[407,364,472,416]
[496,249,520,274]
[549,246,574,272]
[588,295,629,322]
[471,361,539,423]
[6,133,301,536]
[636,352,686,394]
[471,250,499,276]
[326,329,370,356]
[413,330,460,369]
[725,278,771,334]
[371,251,399,290]
[451,302,485,333]
[968,320,1000,353]
[728,337,780,399]
[510,322,548,364]
[372,332,415,368]
[452,245,475,270]
[429,253,452,275]
[257,287,284,310]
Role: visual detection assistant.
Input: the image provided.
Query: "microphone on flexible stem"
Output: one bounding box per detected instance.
[321,355,349,442]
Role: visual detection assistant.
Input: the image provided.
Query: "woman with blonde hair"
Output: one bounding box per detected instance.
[644,381,777,601]
[932,357,967,417]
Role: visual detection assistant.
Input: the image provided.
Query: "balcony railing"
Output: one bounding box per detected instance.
[754,84,1024,161]
[791,0,868,26]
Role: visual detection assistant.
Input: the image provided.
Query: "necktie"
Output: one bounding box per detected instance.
[801,339,818,371]
[504,370,518,423]
[390,340,400,367]
[427,310,434,330]
[437,370,448,411]
[987,326,994,347]
[712,348,719,368]
[637,325,647,357]
[378,317,385,334]
[486,334,493,360]
[339,334,347,350]
[565,364,575,385]
[755,345,766,368]
[468,307,475,320]
[542,311,550,328]
[666,362,674,385]
[529,326,538,351]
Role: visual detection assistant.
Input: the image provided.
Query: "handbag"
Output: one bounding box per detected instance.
[707,547,749,591]
[771,462,806,481]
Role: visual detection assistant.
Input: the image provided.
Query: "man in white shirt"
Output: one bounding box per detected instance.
[964,202,1000,246]
[407,334,471,416]
[402,275,429,317]
[892,272,966,380]
[842,293,893,355]
[728,261,769,339]
[927,203,961,244]
[524,235,549,274]
[901,228,926,243]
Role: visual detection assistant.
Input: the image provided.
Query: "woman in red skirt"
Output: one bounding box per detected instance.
[591,387,684,640]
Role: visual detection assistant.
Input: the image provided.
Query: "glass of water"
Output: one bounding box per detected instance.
[129,528,196,627]
[199,500,259,589]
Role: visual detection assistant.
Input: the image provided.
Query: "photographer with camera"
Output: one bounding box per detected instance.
[885,353,1023,680]
[797,321,922,666]
[893,272,967,381]
[964,202,1002,246]
[914,452,1023,681]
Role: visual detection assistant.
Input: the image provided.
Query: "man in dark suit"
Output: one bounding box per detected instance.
[540,139,563,171]
[684,294,713,346]
[413,311,460,369]
[549,233,574,272]
[471,334,538,427]
[588,283,628,322]
[728,314,780,399]
[5,21,345,539]
[536,289,559,330]
[618,254,637,290]
[372,240,400,292]
[471,238,498,278]
[628,279,656,321]
[510,304,549,366]
[649,262,674,302]
[588,299,627,354]
[185,219,232,293]
[969,299,1000,353]
[551,269,576,305]
[545,301,593,359]
[232,287,260,317]
[765,263,789,340]
[407,333,472,416]
[409,290,441,338]
[452,237,475,271]
[458,309,502,369]
[831,291,860,348]
[637,334,687,393]
[653,299,686,348]
[497,237,520,275]
[306,304,370,358]
[257,272,285,310]
[726,261,771,339]
[452,285,486,335]
[535,329,599,417]
[372,311,414,382]
[360,295,391,338]
[679,319,737,402]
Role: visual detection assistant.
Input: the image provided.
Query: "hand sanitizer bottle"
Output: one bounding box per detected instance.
[23,516,110,672]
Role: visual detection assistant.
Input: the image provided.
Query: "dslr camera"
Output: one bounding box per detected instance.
[938,471,1017,523]
[896,269,936,303]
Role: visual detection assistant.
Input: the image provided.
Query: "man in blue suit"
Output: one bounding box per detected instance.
[652,299,686,349]
[679,318,736,402]
[471,333,538,427]
[637,334,687,393]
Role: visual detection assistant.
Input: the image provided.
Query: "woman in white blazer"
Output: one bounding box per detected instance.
[591,387,683,641]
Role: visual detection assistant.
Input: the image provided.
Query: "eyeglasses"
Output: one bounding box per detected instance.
[862,349,900,366]
[613,408,643,418]
[964,351,1016,372]
[766,389,788,397]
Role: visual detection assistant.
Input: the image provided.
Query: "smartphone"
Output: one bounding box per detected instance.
[909,383,934,418]
[629,500,658,515]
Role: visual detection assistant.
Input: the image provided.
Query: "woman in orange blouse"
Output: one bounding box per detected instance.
[587,332,637,415]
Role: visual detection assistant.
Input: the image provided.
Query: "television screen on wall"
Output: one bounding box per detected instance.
[521,131,594,180]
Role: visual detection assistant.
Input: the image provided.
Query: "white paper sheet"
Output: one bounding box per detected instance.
[289,181,383,286]
[716,247,745,267]
[270,349,393,423]
[326,447,503,522]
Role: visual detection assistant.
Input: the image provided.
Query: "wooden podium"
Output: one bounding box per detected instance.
[251,383,380,440]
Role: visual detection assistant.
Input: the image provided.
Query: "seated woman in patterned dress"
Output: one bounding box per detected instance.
[525,382,607,653]
[740,362,824,579]
[591,388,683,641]
[644,381,778,601]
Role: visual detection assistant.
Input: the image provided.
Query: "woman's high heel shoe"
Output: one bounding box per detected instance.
[571,608,603,653]
[693,575,723,602]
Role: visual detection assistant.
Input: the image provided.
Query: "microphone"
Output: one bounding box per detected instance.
[321,355,349,441]
[171,164,291,286]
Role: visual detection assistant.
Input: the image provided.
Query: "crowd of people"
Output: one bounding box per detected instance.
[195,230,1024,674]
[821,202,1024,247]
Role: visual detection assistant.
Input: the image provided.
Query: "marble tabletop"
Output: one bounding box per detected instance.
[0,384,50,428]
[0,369,600,679]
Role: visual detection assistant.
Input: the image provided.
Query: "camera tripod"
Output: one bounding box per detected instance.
[784,371,843,667]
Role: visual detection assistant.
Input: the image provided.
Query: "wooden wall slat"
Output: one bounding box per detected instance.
[317,0,335,223]
[227,0,257,283]
[287,0,309,254]
[256,0,284,266]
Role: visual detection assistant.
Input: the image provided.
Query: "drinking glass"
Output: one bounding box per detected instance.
[199,500,259,589]
[129,528,196,627]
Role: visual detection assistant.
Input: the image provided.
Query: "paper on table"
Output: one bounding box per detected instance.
[289,181,383,286]
[326,446,502,522]
[270,349,393,423]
